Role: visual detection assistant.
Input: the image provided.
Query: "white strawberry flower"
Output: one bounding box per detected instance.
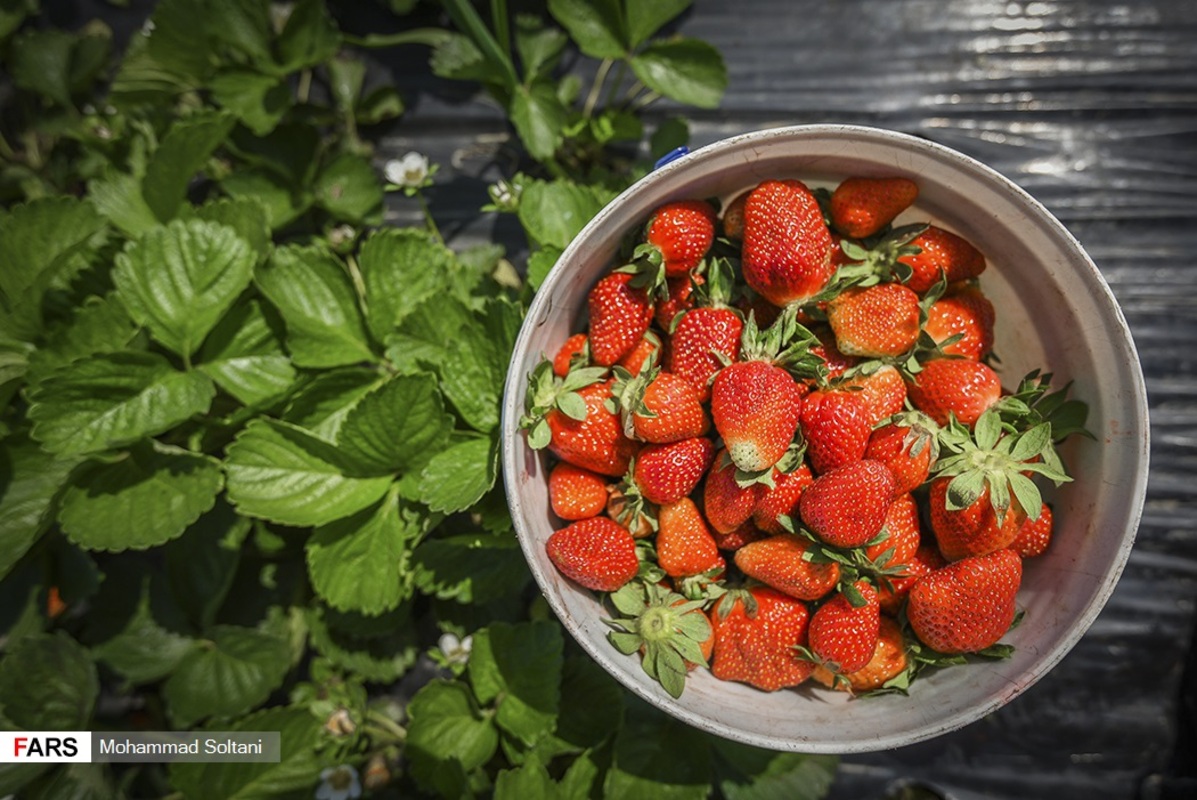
[437,632,473,666]
[384,152,431,189]
[315,765,361,800]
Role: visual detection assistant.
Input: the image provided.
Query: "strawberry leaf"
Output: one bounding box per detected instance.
[556,391,589,421]
[1007,472,1043,521]
[528,418,552,449]
[945,470,985,511]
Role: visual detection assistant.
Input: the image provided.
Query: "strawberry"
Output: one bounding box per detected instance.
[734,534,840,601]
[611,366,708,444]
[553,333,589,377]
[741,179,836,306]
[549,463,609,521]
[924,286,995,360]
[928,477,1025,561]
[721,189,750,240]
[864,411,940,495]
[807,581,881,674]
[710,308,822,473]
[546,517,640,592]
[899,225,986,295]
[829,176,919,239]
[836,364,907,427]
[703,451,764,534]
[632,436,714,506]
[713,519,765,551]
[799,460,897,549]
[905,358,1001,427]
[644,200,717,277]
[606,487,655,538]
[606,581,714,697]
[667,307,742,402]
[813,615,907,692]
[655,275,700,331]
[811,326,858,381]
[753,463,814,534]
[865,492,921,569]
[616,331,663,376]
[799,389,872,475]
[588,271,654,366]
[522,362,634,477]
[907,548,1022,654]
[1011,502,1053,558]
[657,497,724,578]
[710,587,814,691]
[878,543,946,615]
[826,283,921,358]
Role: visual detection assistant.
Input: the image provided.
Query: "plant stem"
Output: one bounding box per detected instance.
[604,60,628,108]
[490,0,511,68]
[416,191,444,244]
[622,79,647,106]
[632,90,662,110]
[583,58,614,119]
[345,254,369,316]
[297,69,312,103]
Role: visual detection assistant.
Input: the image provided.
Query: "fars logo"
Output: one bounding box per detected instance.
[0,732,92,763]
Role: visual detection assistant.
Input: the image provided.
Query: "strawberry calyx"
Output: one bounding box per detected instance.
[992,369,1092,441]
[837,222,928,286]
[878,409,941,455]
[738,305,827,382]
[776,516,905,598]
[714,586,759,620]
[675,566,729,603]
[607,364,659,439]
[605,580,713,698]
[611,466,660,537]
[520,359,609,449]
[615,243,671,302]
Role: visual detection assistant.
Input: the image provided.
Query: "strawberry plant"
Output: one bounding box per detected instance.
[0,0,838,797]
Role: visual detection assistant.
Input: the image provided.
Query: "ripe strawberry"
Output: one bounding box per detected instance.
[807,581,881,675]
[546,381,639,477]
[711,361,804,473]
[1011,502,1053,558]
[924,286,995,360]
[588,271,654,366]
[632,436,714,506]
[611,367,708,444]
[655,275,700,331]
[549,463,609,521]
[656,497,725,579]
[734,534,840,601]
[907,548,1022,654]
[905,358,1001,427]
[616,331,663,376]
[799,460,897,549]
[826,283,921,358]
[899,225,986,294]
[799,389,872,475]
[606,581,714,697]
[644,200,717,276]
[836,364,907,427]
[546,517,640,592]
[713,519,765,551]
[929,478,1026,561]
[753,462,814,534]
[553,333,589,377]
[710,587,814,691]
[721,189,750,240]
[741,179,836,306]
[864,411,940,495]
[606,487,655,538]
[813,615,907,692]
[703,451,764,534]
[667,307,742,402]
[865,492,921,568]
[829,176,919,239]
[811,326,858,381]
[878,543,946,615]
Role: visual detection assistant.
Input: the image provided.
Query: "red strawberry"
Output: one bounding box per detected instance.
[811,326,858,381]
[799,460,896,549]
[604,582,713,697]
[612,367,708,444]
[711,360,804,473]
[588,271,654,366]
[655,275,700,331]
[924,286,995,360]
[799,389,872,474]
[907,548,1022,654]
[865,492,921,568]
[645,200,717,276]
[753,463,814,534]
[734,534,841,601]
[546,517,640,592]
[807,581,881,674]
[666,307,742,402]
[899,226,986,294]
[1011,502,1053,558]
[836,364,907,427]
[864,411,940,496]
[616,331,663,376]
[633,437,714,506]
[721,189,750,240]
[826,283,921,358]
[549,462,609,521]
[829,176,919,239]
[813,615,907,692]
[606,487,654,538]
[878,543,946,615]
[710,587,814,691]
[929,478,1026,561]
[703,451,764,534]
[906,359,1001,427]
[547,381,639,477]
[657,497,725,578]
[741,179,836,306]
[553,333,589,377]
[713,519,765,551]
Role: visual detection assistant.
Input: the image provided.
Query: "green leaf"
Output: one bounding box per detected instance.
[142,111,236,222]
[468,621,564,746]
[406,680,499,797]
[1009,422,1053,463]
[91,578,198,684]
[276,0,341,71]
[221,169,308,230]
[0,0,35,42]
[307,489,429,616]
[207,0,274,64]
[169,706,328,799]
[306,604,419,683]
[1007,472,1043,519]
[88,170,160,238]
[527,245,563,291]
[281,368,386,442]
[113,219,256,357]
[337,373,453,474]
[198,297,297,406]
[163,498,247,630]
[210,69,292,136]
[192,197,272,257]
[974,410,1002,451]
[314,152,384,225]
[545,655,624,753]
[143,0,215,85]
[604,699,712,799]
[24,763,113,800]
[630,38,727,109]
[547,0,627,59]
[411,533,530,604]
[440,0,519,89]
[9,28,76,106]
[510,83,568,161]
[626,0,692,48]
[357,85,405,124]
[945,469,986,511]
[58,441,224,552]
[415,436,497,513]
[28,351,216,457]
[712,738,838,800]
[0,632,98,730]
[224,418,394,527]
[255,244,376,368]
[0,438,78,581]
[163,622,292,727]
[495,755,556,800]
[430,32,494,83]
[25,294,142,386]
[0,196,106,316]
[515,16,567,82]
[518,178,612,249]
[357,227,455,342]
